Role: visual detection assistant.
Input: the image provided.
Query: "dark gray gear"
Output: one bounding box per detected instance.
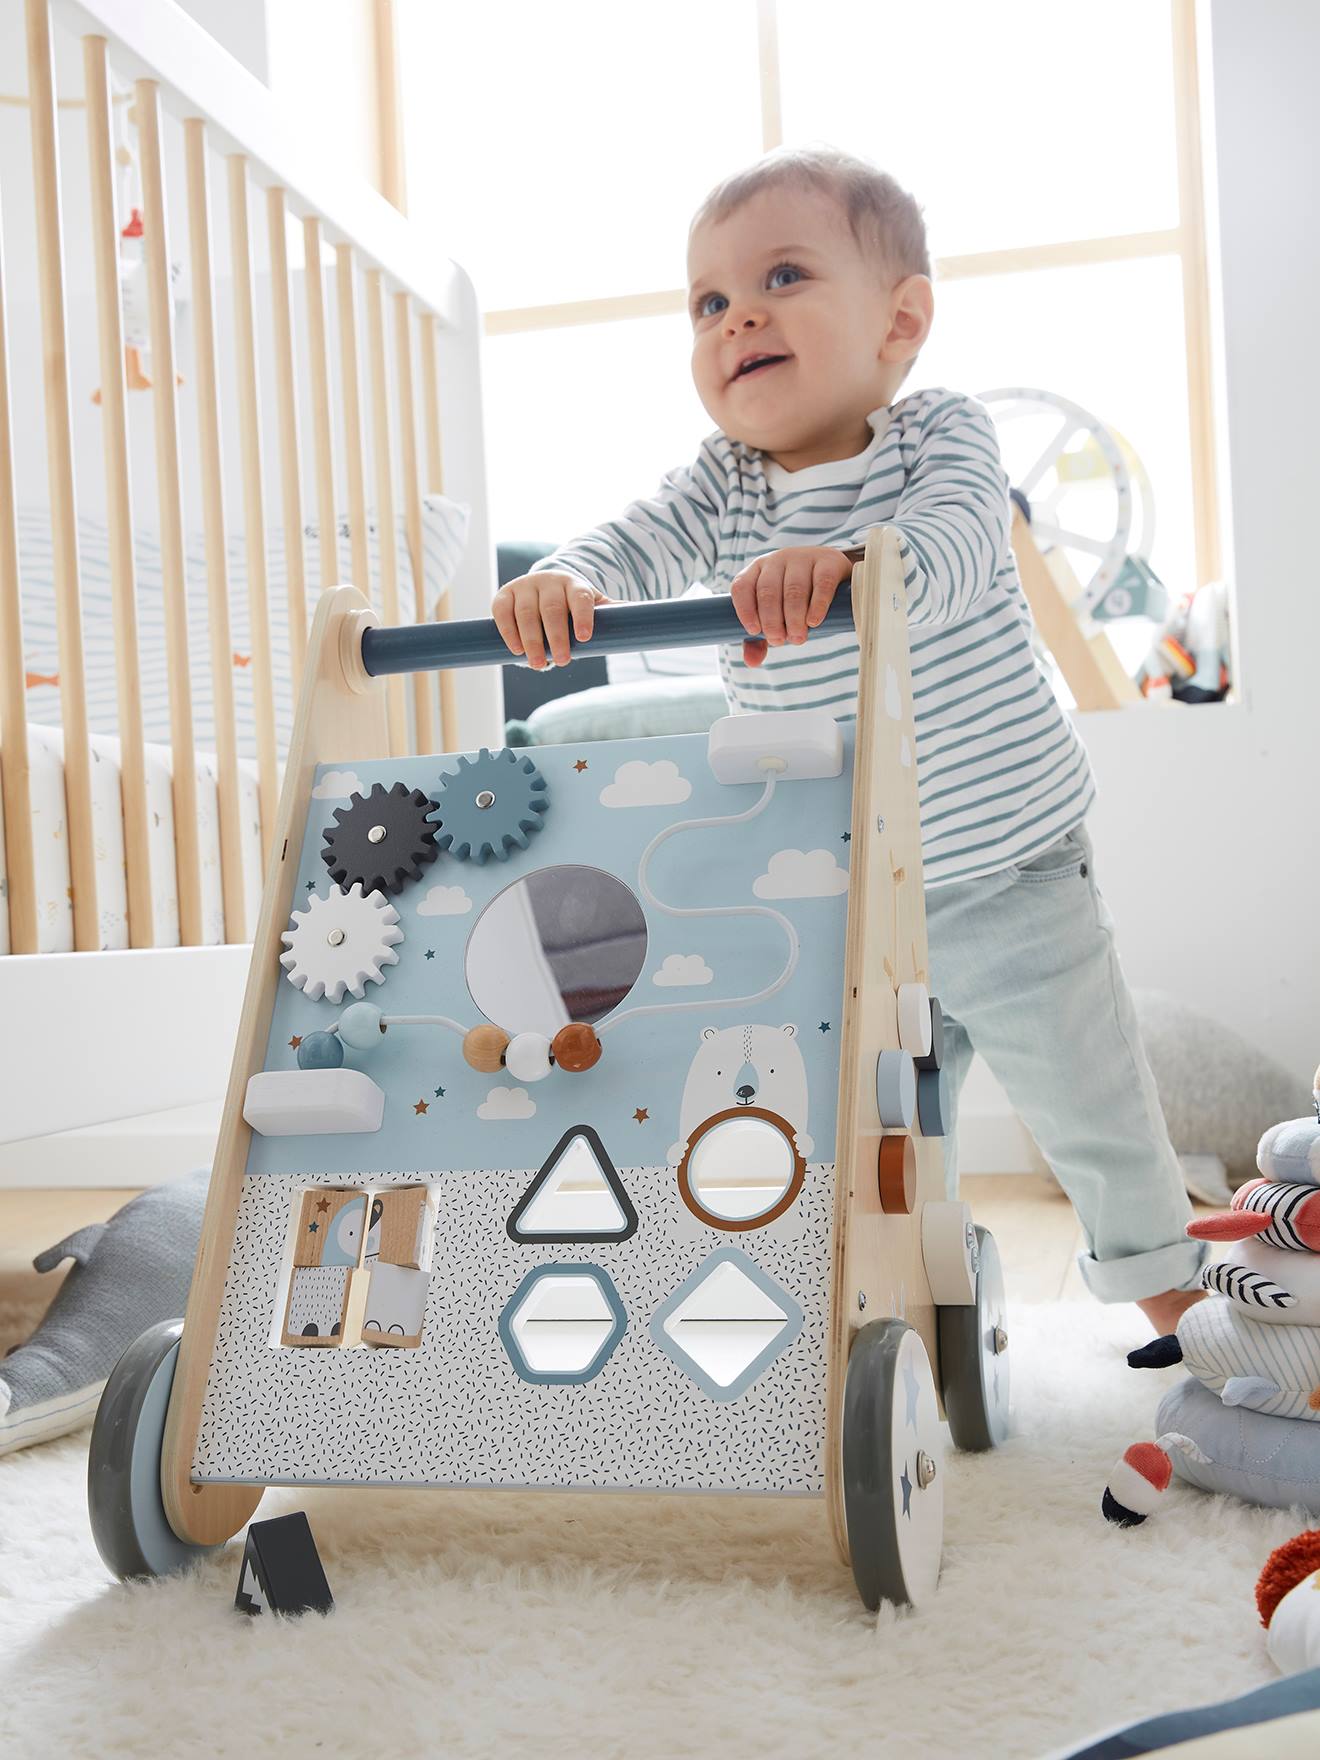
[321,781,439,896]
[429,748,549,864]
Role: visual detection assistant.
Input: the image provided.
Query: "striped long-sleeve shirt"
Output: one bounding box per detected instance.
[533,387,1095,886]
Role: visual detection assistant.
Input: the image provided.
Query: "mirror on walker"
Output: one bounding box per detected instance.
[465,865,648,1037]
[678,1108,806,1230]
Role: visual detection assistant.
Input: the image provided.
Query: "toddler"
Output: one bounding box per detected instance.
[492,146,1204,1335]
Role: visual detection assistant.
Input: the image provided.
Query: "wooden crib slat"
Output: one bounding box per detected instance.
[228,155,279,855]
[182,119,245,944]
[0,175,38,954]
[335,244,372,605]
[303,216,338,591]
[266,187,307,689]
[26,0,98,950]
[136,78,203,946]
[84,34,153,948]
[393,291,435,754]
[365,269,407,755]
[419,310,456,749]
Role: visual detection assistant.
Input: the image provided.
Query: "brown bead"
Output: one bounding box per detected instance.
[463,1024,510,1073]
[551,1022,602,1073]
[877,1133,916,1215]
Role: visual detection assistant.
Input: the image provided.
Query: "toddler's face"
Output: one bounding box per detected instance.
[687,186,927,470]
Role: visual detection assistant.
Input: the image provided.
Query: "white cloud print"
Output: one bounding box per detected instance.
[312,769,362,800]
[754,847,850,899]
[653,953,713,988]
[416,883,472,917]
[477,1085,536,1120]
[599,759,692,809]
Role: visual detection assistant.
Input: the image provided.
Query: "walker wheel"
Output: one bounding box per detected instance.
[841,1318,945,1611]
[938,1225,1011,1451]
[87,1320,220,1581]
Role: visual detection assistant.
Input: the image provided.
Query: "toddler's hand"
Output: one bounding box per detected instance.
[491,570,613,669]
[728,546,855,668]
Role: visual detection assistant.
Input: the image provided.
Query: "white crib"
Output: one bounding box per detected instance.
[0,0,499,1186]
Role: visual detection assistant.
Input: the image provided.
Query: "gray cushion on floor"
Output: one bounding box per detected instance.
[0,1169,208,1454]
[1132,988,1311,1183]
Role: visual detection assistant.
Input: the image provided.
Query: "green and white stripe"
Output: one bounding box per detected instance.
[533,387,1094,886]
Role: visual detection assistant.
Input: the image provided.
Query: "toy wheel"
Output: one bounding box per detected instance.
[938,1225,1011,1451]
[841,1318,945,1611]
[87,1320,220,1581]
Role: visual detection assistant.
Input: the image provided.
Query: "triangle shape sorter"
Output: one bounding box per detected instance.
[507,1124,639,1243]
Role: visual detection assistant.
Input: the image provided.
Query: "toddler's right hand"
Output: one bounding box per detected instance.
[491,570,613,670]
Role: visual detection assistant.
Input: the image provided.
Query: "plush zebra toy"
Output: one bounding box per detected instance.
[1104,1078,1320,1525]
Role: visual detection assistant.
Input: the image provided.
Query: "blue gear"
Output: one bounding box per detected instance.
[429,748,549,864]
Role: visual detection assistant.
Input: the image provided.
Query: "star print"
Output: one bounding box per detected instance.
[902,1359,922,1429]
[433,1085,446,1099]
[289,1036,302,1049]
[573,759,589,772]
[424,949,435,960]
[306,880,315,891]
[307,1220,320,1236]
[819,1021,831,1034]
[841,830,851,842]
[900,1463,913,1518]
[414,1098,429,1115]
[315,1198,330,1213]
[633,1107,649,1123]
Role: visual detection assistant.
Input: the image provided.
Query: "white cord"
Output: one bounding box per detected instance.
[598,765,799,1035]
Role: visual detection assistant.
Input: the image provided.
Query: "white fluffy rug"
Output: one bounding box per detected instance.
[0,1298,1305,1760]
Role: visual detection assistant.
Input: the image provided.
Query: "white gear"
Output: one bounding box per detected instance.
[279,883,404,1003]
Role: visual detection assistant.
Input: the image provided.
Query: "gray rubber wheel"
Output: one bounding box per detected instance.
[842,1318,945,1611]
[938,1225,1011,1452]
[87,1319,219,1581]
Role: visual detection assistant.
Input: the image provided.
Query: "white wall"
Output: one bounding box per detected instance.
[962,0,1320,1168]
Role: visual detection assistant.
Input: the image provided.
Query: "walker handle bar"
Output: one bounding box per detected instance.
[360,584,857,677]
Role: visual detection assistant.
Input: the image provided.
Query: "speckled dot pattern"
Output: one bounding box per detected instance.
[195,1163,832,1493]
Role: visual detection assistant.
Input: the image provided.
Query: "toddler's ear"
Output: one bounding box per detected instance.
[881,274,934,363]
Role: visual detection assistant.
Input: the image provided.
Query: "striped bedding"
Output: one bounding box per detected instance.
[2,497,469,953]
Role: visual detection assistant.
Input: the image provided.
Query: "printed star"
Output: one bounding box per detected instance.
[433,1085,446,1099]
[841,830,851,842]
[900,1463,913,1518]
[424,949,435,960]
[315,1198,330,1213]
[819,1021,831,1034]
[902,1359,922,1429]
[289,1035,302,1049]
[306,880,315,891]
[633,1107,649,1123]
[414,1098,429,1115]
[573,759,589,772]
[307,1220,320,1236]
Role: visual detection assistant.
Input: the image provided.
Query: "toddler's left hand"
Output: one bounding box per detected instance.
[728,546,855,668]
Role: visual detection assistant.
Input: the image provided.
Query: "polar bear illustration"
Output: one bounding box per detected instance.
[668,1022,813,1165]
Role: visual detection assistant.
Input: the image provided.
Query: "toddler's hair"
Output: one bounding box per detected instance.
[691,145,930,283]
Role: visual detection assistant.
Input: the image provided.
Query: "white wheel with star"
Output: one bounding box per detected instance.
[938,1225,1011,1451]
[841,1318,945,1610]
[279,883,404,1003]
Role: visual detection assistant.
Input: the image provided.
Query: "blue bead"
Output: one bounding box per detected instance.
[338,1002,385,1051]
[297,1031,344,1070]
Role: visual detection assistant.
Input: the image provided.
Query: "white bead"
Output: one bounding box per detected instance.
[339,1002,385,1050]
[505,1032,552,1082]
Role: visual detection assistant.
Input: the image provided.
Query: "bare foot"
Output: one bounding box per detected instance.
[1136,1287,1206,1336]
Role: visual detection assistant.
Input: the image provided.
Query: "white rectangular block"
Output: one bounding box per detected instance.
[707,710,843,784]
[243,1069,385,1137]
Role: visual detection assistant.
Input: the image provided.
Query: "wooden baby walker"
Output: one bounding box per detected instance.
[87,529,1010,1612]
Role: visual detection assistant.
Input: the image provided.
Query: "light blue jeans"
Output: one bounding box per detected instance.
[925,822,1207,1303]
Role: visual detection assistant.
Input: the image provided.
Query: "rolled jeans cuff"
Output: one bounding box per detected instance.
[1076,1236,1208,1304]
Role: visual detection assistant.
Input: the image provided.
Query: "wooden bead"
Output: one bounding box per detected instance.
[877,1134,916,1215]
[552,1023,602,1072]
[463,1024,509,1073]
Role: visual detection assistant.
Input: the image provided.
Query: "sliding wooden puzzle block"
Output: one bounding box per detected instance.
[363,1186,429,1268]
[361,1263,429,1348]
[234,1513,333,1617]
[281,1264,364,1347]
[292,1189,368,1268]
